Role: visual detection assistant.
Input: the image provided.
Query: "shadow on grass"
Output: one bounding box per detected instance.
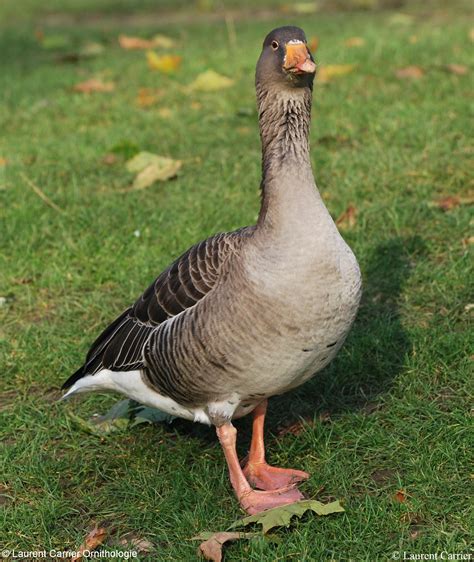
[168,235,424,446]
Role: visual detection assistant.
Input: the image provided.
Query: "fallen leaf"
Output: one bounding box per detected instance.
[136,87,164,107]
[187,69,234,92]
[344,37,365,47]
[462,236,474,247]
[308,36,319,53]
[119,533,154,553]
[73,78,115,93]
[464,303,474,312]
[119,34,173,50]
[317,64,356,83]
[228,499,344,534]
[72,525,107,562]
[336,204,357,229]
[125,151,182,191]
[444,64,468,75]
[433,195,460,211]
[193,532,259,562]
[394,489,408,503]
[395,66,424,79]
[131,160,181,190]
[146,51,181,73]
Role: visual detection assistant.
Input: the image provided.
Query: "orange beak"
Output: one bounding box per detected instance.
[283,43,316,74]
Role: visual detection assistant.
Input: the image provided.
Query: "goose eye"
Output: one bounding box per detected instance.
[271,40,279,51]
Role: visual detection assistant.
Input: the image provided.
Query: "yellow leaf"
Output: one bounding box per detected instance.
[187,70,234,92]
[146,51,181,73]
[344,37,365,47]
[317,64,356,83]
[125,152,182,191]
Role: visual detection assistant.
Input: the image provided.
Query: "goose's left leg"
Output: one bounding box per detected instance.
[216,423,303,514]
[242,399,309,491]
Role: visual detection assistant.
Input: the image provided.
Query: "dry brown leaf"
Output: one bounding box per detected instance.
[196,532,258,562]
[72,526,107,562]
[444,64,468,75]
[308,36,319,53]
[395,66,424,79]
[336,204,357,229]
[136,87,164,107]
[119,34,174,50]
[187,70,234,92]
[317,64,356,83]
[73,78,115,93]
[146,51,181,73]
[462,236,474,247]
[434,195,461,211]
[394,489,408,503]
[344,37,365,47]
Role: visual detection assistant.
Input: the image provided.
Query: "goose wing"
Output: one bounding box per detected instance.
[62,227,253,390]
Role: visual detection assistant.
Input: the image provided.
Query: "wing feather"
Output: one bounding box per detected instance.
[62,227,254,390]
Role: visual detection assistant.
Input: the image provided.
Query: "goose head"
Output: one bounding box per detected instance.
[256,26,316,91]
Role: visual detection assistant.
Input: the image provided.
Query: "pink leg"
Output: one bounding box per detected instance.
[243,400,309,491]
[216,423,303,514]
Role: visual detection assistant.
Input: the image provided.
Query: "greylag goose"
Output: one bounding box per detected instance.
[62,26,362,514]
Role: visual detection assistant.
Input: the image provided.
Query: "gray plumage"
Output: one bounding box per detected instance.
[63,25,362,427]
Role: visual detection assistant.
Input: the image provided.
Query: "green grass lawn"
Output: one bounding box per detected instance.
[0,1,472,560]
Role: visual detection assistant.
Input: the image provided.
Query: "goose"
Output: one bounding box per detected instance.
[62,26,362,515]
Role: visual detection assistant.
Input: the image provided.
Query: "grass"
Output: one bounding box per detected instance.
[0,1,472,560]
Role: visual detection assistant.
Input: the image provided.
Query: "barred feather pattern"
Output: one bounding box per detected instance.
[62,227,254,391]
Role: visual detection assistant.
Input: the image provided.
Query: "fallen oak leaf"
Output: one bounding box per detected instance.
[188,69,234,92]
[317,64,356,83]
[395,66,424,79]
[228,499,344,534]
[193,532,260,562]
[72,525,107,562]
[146,51,181,73]
[336,204,357,229]
[73,78,115,93]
